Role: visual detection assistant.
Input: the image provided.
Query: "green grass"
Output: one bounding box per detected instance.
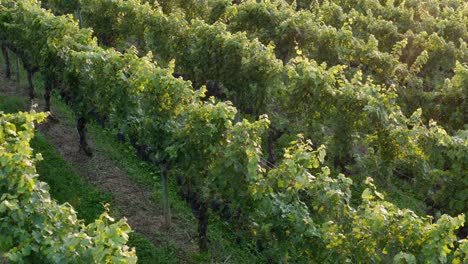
[128,233,178,264]
[0,95,27,113]
[32,132,113,224]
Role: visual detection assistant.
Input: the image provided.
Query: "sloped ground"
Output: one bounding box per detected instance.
[0,69,200,263]
[38,121,194,249]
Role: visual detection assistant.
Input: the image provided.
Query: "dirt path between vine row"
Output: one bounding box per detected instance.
[0,72,198,262]
[0,72,26,97]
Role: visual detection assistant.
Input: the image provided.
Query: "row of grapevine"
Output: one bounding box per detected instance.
[282,57,468,216]
[1,0,467,262]
[0,111,136,262]
[48,0,466,134]
[213,0,468,216]
[46,0,468,218]
[210,0,467,131]
[43,0,283,115]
